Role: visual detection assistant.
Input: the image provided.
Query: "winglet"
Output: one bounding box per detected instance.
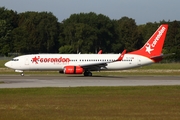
[98,50,102,54]
[117,50,126,61]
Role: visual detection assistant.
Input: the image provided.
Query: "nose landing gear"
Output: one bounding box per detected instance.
[20,73,24,76]
[15,70,24,76]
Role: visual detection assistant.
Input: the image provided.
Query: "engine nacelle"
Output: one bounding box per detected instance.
[63,66,84,74]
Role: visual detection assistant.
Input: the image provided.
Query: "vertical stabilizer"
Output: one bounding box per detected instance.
[129,24,168,58]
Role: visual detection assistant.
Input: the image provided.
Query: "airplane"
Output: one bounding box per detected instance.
[5,24,169,76]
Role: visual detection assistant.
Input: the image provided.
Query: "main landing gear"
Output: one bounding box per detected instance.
[83,70,92,76]
[20,72,24,76]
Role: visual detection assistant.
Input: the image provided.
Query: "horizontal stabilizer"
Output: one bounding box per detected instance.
[150,53,175,62]
[150,53,175,59]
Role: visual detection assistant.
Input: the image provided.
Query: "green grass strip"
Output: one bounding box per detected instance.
[0,86,180,120]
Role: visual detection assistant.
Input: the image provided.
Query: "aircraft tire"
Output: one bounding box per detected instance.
[88,72,92,76]
[21,73,24,76]
[84,71,92,76]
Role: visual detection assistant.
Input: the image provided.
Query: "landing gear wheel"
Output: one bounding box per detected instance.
[84,71,92,76]
[20,73,24,76]
[88,72,92,76]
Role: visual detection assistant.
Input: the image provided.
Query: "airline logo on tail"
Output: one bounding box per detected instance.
[145,26,166,54]
[145,43,154,54]
[129,24,168,58]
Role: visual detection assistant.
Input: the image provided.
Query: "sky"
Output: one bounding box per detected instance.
[1,0,180,25]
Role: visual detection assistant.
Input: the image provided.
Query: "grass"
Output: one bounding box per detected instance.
[0,60,7,68]
[0,81,4,84]
[0,86,180,120]
[138,63,180,69]
[0,60,180,119]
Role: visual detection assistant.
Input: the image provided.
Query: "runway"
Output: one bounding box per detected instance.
[0,75,180,88]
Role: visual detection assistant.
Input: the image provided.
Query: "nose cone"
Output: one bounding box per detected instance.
[4,61,11,68]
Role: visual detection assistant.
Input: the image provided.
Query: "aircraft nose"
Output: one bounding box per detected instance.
[4,61,11,68]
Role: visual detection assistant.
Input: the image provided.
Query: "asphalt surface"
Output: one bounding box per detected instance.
[0,75,180,88]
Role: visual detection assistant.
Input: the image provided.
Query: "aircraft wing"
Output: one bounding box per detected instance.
[78,50,126,70]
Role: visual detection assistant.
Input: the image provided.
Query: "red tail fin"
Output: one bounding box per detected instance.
[129,24,168,58]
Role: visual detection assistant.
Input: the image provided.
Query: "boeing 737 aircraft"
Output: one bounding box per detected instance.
[5,24,168,76]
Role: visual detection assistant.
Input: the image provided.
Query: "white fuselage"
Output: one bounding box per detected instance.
[5,54,154,71]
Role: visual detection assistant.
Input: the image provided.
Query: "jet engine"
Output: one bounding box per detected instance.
[61,66,84,74]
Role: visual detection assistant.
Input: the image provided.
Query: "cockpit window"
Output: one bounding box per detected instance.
[11,59,19,61]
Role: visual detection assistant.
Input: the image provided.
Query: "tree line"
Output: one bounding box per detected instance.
[0,7,180,61]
